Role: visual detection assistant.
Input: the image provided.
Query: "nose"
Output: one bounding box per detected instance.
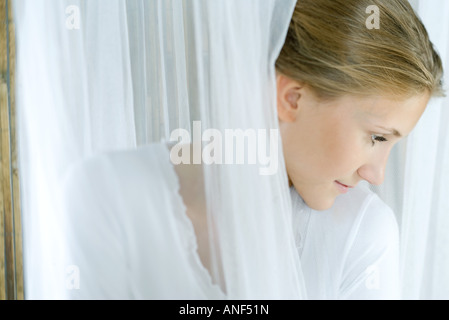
[357,149,391,186]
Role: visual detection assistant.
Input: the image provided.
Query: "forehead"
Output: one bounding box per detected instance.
[328,93,431,135]
[338,93,430,118]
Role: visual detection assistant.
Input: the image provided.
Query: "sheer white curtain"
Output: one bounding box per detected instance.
[14,0,305,299]
[14,0,139,299]
[15,0,448,300]
[371,0,449,300]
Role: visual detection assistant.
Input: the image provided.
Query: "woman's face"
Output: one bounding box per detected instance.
[277,75,430,211]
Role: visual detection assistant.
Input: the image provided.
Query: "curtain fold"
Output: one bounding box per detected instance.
[400,0,449,300]
[371,0,449,300]
[14,0,141,298]
[14,0,449,300]
[14,0,306,299]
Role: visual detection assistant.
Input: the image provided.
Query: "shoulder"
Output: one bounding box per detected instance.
[291,183,398,242]
[335,185,400,299]
[61,143,173,200]
[60,142,176,230]
[336,185,399,246]
[317,185,399,269]
[63,143,170,184]
[335,184,399,273]
[306,185,399,246]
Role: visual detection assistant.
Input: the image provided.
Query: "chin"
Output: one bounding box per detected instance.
[291,182,338,211]
[297,188,337,211]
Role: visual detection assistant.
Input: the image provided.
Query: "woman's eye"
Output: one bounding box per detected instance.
[371,134,388,146]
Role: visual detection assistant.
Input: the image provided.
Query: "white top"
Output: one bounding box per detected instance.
[61,141,399,300]
[290,185,401,300]
[61,143,225,299]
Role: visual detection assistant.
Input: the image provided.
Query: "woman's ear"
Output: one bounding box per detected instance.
[276,74,302,123]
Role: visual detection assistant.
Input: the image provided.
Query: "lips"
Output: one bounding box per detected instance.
[335,181,352,194]
[335,181,354,188]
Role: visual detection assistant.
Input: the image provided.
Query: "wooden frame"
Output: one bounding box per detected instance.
[0,0,24,300]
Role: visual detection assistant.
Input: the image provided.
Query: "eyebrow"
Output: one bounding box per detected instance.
[377,126,402,138]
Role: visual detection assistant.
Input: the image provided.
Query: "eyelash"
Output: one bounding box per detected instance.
[371,134,388,146]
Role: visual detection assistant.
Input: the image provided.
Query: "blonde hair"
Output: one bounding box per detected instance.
[276,0,445,99]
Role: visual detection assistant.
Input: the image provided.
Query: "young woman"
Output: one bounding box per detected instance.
[274,0,443,299]
[61,0,443,300]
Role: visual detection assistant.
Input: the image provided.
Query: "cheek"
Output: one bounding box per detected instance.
[317,125,364,176]
[283,117,366,181]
